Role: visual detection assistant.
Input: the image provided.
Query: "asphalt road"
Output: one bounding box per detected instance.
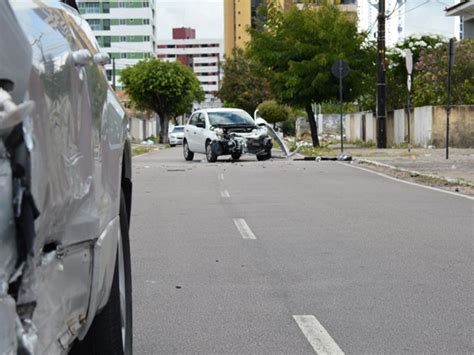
[130,147,473,354]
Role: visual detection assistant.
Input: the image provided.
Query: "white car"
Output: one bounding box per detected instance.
[183,108,273,162]
[168,125,185,146]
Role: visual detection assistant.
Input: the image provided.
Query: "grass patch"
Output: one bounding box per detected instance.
[351,140,377,148]
[132,145,154,157]
[297,145,335,157]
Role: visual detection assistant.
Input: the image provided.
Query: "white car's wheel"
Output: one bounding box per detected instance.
[183,140,194,161]
[206,142,218,163]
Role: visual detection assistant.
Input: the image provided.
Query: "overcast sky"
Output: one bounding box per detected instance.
[404,0,456,38]
[156,0,224,40]
[155,0,456,41]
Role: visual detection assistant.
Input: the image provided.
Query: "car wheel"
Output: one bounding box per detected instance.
[206,142,218,163]
[256,151,271,161]
[183,140,194,161]
[71,191,133,355]
[231,152,241,161]
[170,144,176,147]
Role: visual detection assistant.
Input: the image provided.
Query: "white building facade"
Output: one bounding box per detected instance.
[156,34,224,107]
[77,0,156,90]
[357,0,406,47]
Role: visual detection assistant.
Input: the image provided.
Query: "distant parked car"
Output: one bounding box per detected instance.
[168,125,185,146]
[0,1,132,354]
[183,108,273,162]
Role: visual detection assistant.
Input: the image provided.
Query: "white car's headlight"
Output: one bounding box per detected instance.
[215,128,224,137]
[170,135,176,139]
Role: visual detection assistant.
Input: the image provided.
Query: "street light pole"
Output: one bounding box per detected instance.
[376,0,387,148]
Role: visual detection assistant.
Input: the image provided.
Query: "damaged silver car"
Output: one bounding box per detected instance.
[183,108,273,162]
[1,1,133,354]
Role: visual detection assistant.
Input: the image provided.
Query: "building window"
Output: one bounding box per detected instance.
[103,19,110,30]
[87,19,101,31]
[121,53,127,59]
[119,19,126,25]
[144,19,150,25]
[118,2,126,8]
[120,36,127,42]
[144,36,150,41]
[143,1,149,7]
[83,2,100,13]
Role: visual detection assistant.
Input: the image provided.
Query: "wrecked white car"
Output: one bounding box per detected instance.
[1,1,132,354]
[183,108,273,162]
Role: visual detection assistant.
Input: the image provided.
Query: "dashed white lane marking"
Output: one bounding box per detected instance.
[339,162,474,201]
[220,190,230,198]
[293,315,345,355]
[218,173,224,180]
[233,218,257,239]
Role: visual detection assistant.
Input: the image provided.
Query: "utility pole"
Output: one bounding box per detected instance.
[112,57,116,91]
[376,0,387,148]
[446,38,455,160]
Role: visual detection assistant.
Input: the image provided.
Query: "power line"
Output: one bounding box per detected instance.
[404,0,430,14]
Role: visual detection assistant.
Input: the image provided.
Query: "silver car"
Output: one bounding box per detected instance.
[168,125,185,147]
[1,1,133,354]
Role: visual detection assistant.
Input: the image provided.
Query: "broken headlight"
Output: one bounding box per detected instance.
[215,128,224,138]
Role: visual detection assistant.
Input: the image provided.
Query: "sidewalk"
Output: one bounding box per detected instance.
[340,147,474,196]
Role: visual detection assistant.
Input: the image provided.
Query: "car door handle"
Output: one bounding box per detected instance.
[72,49,92,67]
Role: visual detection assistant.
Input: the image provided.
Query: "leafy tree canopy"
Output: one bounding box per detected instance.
[386,35,446,110]
[216,48,272,115]
[257,100,290,125]
[121,59,204,143]
[248,1,371,146]
[413,39,474,106]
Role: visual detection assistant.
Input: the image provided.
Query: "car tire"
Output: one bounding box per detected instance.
[257,151,271,161]
[71,191,133,355]
[206,142,218,163]
[170,144,176,147]
[183,140,194,161]
[231,152,241,161]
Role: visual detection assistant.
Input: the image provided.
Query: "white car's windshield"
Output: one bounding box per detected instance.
[173,127,184,133]
[208,111,255,126]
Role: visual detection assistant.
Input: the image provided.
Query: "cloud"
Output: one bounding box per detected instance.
[156,0,223,39]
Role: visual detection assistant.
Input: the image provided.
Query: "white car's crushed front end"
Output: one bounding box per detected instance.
[210,124,273,157]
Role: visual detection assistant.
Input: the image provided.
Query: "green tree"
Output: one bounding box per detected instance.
[248,1,371,146]
[386,35,446,110]
[121,59,204,143]
[216,48,272,115]
[413,40,474,106]
[257,100,290,127]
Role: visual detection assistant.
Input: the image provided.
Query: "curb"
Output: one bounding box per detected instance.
[355,158,474,187]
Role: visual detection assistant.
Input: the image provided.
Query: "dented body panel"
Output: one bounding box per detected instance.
[1,1,130,353]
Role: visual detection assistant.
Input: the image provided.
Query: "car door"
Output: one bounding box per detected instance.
[194,113,207,153]
[186,113,198,151]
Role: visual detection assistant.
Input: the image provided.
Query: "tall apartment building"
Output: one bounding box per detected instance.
[358,0,457,47]
[156,28,224,106]
[77,0,156,90]
[224,0,357,57]
[357,0,406,47]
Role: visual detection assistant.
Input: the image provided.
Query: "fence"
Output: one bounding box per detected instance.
[297,105,474,148]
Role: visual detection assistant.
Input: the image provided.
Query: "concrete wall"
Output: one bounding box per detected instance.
[296,106,473,148]
[431,105,474,148]
[342,106,473,148]
[129,117,157,142]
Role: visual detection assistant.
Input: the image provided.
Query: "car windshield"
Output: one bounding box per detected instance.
[173,127,184,133]
[208,111,255,126]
